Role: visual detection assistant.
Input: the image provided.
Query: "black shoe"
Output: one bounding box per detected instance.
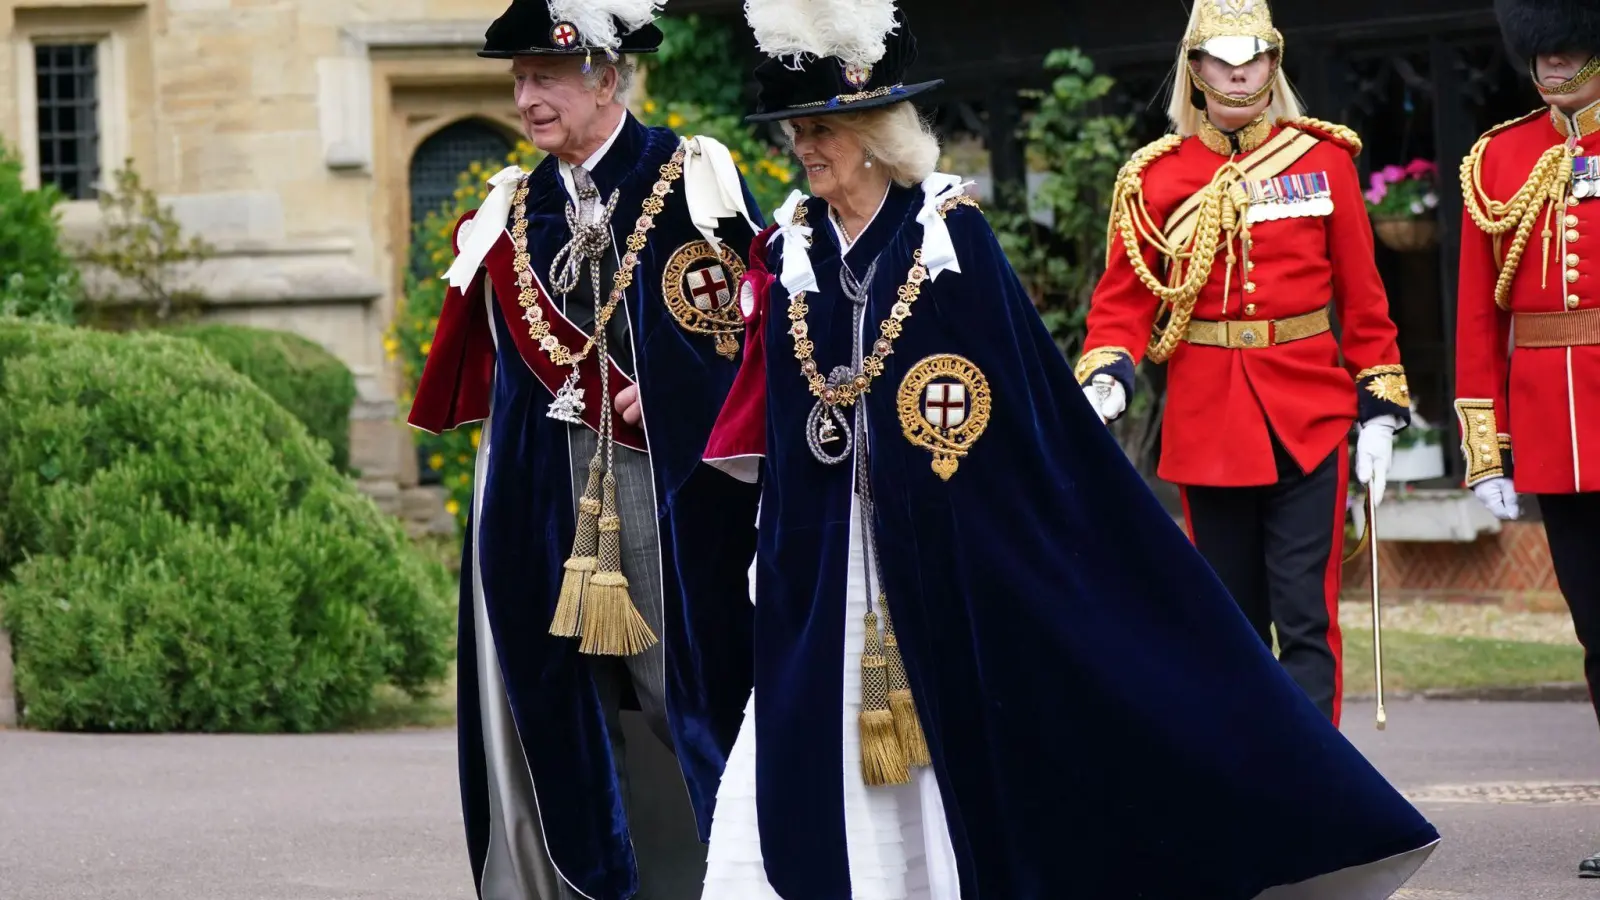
[1580,851,1600,878]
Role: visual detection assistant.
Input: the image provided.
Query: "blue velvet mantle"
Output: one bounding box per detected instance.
[750,184,1439,898]
[438,115,761,900]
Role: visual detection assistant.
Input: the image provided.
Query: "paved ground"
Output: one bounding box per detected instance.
[2,701,1599,899]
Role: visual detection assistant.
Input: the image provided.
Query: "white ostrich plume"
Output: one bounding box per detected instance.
[547,0,664,51]
[745,0,899,69]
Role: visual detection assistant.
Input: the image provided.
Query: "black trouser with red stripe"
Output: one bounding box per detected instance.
[1537,492,1600,729]
[1181,440,1348,725]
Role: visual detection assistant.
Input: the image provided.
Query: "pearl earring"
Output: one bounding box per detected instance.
[864,150,875,169]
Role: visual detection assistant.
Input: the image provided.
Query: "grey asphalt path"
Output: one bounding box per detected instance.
[2,701,1599,899]
[1346,699,1600,900]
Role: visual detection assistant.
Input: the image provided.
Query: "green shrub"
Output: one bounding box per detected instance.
[169,323,359,473]
[0,322,453,732]
[0,143,81,324]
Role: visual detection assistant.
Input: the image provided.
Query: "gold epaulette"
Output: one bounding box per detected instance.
[1460,108,1575,310]
[937,193,982,219]
[1280,116,1363,155]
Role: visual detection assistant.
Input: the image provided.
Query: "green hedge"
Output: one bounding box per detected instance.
[0,143,79,324]
[169,324,359,473]
[0,321,453,732]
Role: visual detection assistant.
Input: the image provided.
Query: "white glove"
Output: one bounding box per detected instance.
[1472,476,1521,520]
[1355,414,1401,508]
[1081,374,1127,424]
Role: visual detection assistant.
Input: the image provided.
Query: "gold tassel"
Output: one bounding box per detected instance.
[552,454,604,638]
[881,602,930,769]
[579,472,659,656]
[859,609,910,787]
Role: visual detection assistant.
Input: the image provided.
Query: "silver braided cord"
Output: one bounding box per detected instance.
[550,166,622,298]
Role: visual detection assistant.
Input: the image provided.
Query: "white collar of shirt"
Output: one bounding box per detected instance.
[827,183,891,254]
[559,111,628,208]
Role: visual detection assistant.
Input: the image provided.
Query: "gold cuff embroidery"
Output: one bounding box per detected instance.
[1455,399,1506,486]
[1074,346,1133,385]
[1357,365,1411,408]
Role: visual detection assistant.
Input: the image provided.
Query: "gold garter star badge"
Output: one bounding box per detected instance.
[897,354,992,481]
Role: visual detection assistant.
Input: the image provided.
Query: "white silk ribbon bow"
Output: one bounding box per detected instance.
[916,173,976,282]
[767,190,818,295]
[683,136,757,251]
[443,165,525,290]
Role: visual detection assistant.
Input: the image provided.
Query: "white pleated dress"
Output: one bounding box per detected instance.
[701,207,963,900]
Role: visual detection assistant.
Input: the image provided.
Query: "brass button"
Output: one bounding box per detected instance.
[1569,254,1582,266]
[1477,425,1490,434]
[1572,197,1583,206]
[1569,269,1582,283]
[1569,229,1582,242]
[1247,261,1256,271]
[1245,282,1258,293]
[1475,414,1488,422]
[1567,214,1581,227]
[1570,294,1583,309]
[1479,443,1494,454]
[1244,303,1257,316]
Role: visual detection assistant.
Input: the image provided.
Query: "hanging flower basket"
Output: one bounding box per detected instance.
[1372,216,1439,253]
[1365,158,1441,254]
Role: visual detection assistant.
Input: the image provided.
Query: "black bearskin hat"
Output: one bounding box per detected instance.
[1495,0,1600,60]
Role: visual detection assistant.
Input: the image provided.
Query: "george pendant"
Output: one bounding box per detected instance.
[806,400,853,465]
[547,370,587,424]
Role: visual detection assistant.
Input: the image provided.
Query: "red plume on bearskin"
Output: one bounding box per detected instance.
[1494,0,1600,61]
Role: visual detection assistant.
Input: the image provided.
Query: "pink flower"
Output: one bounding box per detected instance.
[1365,185,1388,205]
[1370,172,1389,191]
[1381,164,1407,183]
[1404,158,1438,179]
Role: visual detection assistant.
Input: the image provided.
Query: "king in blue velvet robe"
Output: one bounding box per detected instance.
[409,113,763,900]
[704,181,1440,899]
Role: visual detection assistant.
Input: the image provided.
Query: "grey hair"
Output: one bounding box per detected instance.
[583,54,637,104]
[780,103,942,188]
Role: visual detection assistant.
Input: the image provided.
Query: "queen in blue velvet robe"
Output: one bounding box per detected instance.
[410,112,764,900]
[700,166,1442,897]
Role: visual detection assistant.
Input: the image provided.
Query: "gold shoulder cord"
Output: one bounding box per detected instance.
[1106,135,1254,364]
[1460,112,1575,310]
[1282,116,1363,153]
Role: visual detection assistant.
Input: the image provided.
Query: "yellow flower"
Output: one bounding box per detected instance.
[470,428,482,448]
[421,340,433,356]
[457,454,469,464]
[446,499,461,517]
[738,163,750,175]
[429,453,445,471]
[469,161,483,175]
[730,150,743,163]
[428,316,439,331]
[383,336,400,360]
[667,112,684,129]
[644,100,658,114]
[457,472,470,486]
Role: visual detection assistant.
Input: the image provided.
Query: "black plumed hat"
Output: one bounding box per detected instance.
[744,3,941,124]
[479,0,664,59]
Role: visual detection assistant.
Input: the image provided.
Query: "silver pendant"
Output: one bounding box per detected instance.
[547,370,586,424]
[806,365,857,465]
[807,400,853,465]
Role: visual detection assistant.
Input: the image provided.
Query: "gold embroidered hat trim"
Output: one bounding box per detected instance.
[1198,113,1273,156]
[1184,1,1284,109]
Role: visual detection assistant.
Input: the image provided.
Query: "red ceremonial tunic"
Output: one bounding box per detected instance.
[1455,102,1600,494]
[1080,119,1409,488]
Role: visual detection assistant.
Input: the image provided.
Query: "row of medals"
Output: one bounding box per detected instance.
[1574,155,1600,199]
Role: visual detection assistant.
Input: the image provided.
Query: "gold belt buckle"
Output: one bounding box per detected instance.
[1226,320,1269,349]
